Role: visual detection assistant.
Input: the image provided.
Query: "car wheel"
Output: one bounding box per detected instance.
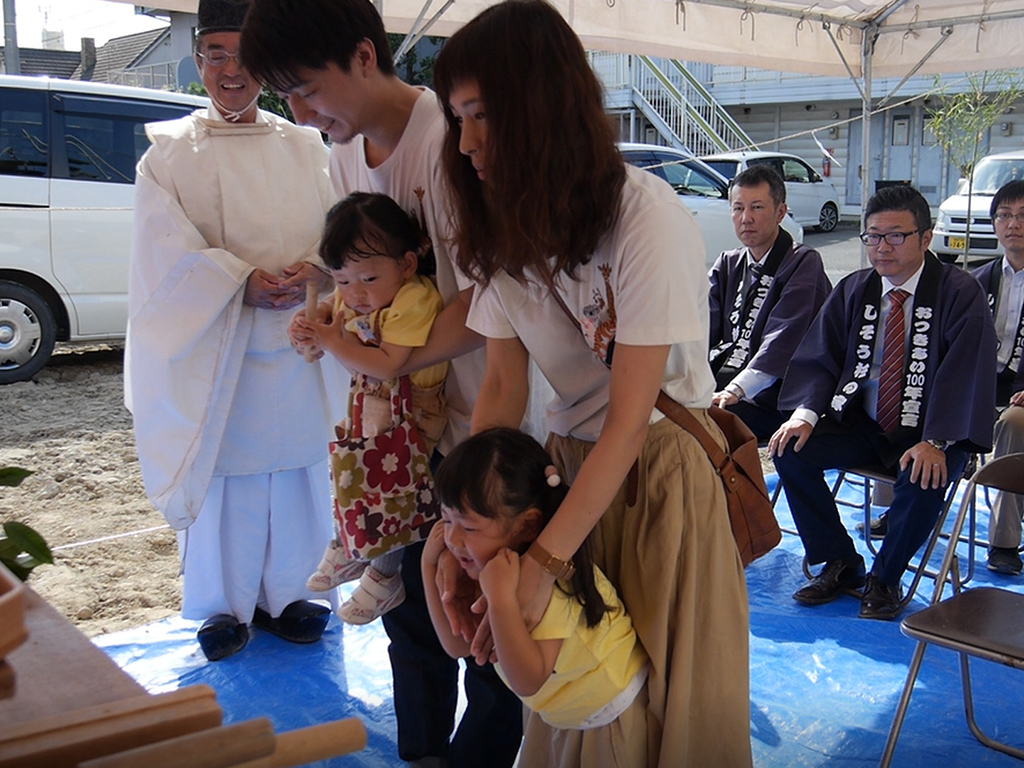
[0,281,57,384]
[818,202,839,232]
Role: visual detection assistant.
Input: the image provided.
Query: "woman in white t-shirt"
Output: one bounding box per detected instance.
[432,2,752,766]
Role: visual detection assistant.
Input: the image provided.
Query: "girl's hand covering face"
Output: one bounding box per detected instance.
[422,521,447,566]
[437,551,484,644]
[478,547,520,600]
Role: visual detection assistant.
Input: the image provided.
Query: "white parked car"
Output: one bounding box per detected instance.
[0,75,208,384]
[619,143,804,265]
[932,150,1024,263]
[701,150,841,233]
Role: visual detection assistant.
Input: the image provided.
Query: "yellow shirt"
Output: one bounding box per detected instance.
[332,273,448,389]
[498,566,648,729]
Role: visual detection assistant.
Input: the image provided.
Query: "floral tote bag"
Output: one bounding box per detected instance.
[330,373,440,560]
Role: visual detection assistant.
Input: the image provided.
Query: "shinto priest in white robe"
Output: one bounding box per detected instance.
[125,106,341,620]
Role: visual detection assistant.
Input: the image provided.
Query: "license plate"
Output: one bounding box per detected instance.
[948,236,966,249]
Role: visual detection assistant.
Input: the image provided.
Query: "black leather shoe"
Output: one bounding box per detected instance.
[859,574,903,620]
[253,600,330,644]
[855,513,887,540]
[793,557,866,605]
[197,614,249,661]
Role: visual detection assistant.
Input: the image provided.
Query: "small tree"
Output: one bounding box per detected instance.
[388,33,444,87]
[926,70,1024,269]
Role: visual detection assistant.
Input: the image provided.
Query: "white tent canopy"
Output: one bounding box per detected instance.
[387,0,1024,81]
[112,0,1024,225]
[113,0,1024,80]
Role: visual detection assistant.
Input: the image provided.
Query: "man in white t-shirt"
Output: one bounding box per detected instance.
[241,3,520,766]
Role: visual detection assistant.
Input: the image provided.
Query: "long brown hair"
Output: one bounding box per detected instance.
[434,0,625,285]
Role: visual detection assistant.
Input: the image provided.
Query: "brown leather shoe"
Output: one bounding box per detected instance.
[858,574,903,620]
[793,557,866,605]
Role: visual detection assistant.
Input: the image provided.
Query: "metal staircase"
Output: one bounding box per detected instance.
[591,52,756,155]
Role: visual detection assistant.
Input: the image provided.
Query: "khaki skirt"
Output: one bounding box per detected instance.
[527,412,752,768]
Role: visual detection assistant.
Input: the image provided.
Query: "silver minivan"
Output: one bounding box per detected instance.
[932,150,1024,263]
[0,75,206,383]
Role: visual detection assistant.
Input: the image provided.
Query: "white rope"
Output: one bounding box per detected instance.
[53,524,171,552]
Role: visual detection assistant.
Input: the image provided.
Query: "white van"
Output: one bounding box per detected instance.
[932,150,1024,263]
[0,75,206,383]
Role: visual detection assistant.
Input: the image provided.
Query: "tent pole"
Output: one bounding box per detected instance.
[876,26,953,109]
[2,0,21,75]
[860,25,877,269]
[389,0,455,63]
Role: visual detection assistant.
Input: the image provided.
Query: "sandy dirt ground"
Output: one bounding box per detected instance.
[1,344,780,640]
[0,344,181,638]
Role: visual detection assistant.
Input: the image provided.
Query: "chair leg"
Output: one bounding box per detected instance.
[899,476,965,607]
[936,480,982,587]
[771,479,800,537]
[879,640,929,768]
[960,653,1024,759]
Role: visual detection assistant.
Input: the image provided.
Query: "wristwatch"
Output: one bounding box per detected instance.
[526,541,576,581]
[926,439,951,451]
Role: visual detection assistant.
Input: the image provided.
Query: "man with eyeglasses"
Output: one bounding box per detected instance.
[768,184,996,620]
[970,180,1024,575]
[126,0,339,661]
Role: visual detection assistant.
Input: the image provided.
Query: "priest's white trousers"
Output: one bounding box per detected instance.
[177,459,336,622]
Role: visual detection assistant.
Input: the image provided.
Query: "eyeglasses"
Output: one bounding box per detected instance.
[196,50,243,67]
[994,212,1024,224]
[859,230,921,246]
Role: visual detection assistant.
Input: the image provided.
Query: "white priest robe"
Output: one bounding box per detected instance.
[125,107,340,619]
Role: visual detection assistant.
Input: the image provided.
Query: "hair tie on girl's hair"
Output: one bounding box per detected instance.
[545,465,561,488]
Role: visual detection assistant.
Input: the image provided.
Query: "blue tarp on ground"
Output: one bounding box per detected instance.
[94,471,1024,766]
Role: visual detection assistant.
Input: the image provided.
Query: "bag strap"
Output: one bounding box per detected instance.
[654,391,730,472]
[389,376,413,428]
[548,280,730,475]
[347,372,415,439]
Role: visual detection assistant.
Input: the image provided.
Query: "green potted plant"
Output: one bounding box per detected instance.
[0,468,53,582]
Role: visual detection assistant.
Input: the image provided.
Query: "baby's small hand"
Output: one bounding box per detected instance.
[288,313,317,355]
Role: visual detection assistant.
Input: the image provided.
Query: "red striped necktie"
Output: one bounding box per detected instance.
[877,288,910,432]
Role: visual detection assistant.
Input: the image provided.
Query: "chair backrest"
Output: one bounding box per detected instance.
[970,452,1024,496]
[925,452,1024,604]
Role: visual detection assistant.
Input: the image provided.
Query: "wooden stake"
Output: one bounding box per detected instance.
[78,717,274,768]
[303,281,318,363]
[231,717,367,768]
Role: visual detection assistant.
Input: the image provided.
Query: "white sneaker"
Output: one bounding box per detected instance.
[306,540,368,591]
[337,566,406,625]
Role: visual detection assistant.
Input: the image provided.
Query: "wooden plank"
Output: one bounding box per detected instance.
[79,718,276,768]
[0,687,222,768]
[0,684,216,742]
[0,589,146,726]
[0,563,27,660]
[0,661,13,700]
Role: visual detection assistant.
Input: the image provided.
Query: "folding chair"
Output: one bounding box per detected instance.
[801,456,976,608]
[879,453,1024,767]
[762,441,798,536]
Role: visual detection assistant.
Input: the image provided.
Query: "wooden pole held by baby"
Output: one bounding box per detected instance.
[303,281,318,363]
